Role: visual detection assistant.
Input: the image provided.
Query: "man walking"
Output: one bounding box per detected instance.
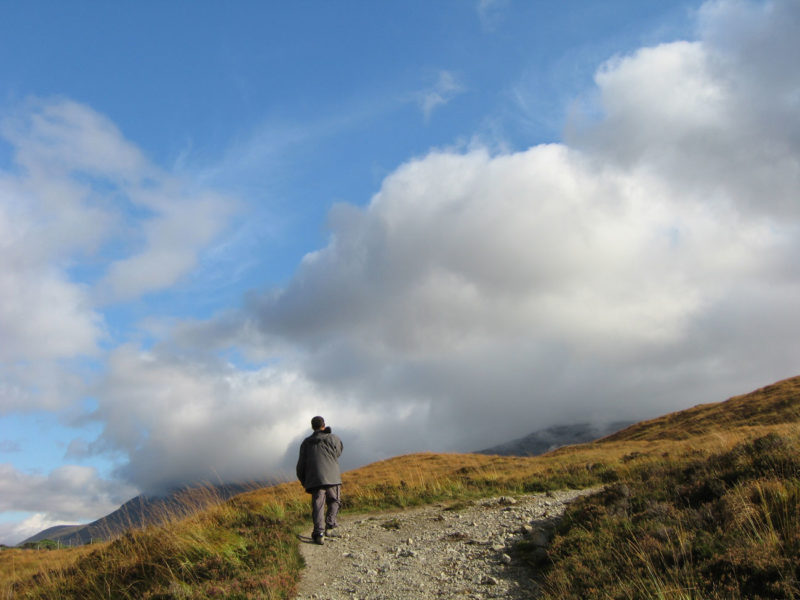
[296,416,343,545]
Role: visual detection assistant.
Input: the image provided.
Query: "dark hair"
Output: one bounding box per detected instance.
[311,416,325,430]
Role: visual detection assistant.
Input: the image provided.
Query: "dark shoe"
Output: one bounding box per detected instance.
[312,534,324,545]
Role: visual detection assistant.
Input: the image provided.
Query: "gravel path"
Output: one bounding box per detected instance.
[294,487,599,600]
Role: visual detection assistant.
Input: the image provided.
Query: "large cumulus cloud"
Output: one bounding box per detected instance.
[573,1,800,219]
[171,0,800,460]
[51,0,800,492]
[83,343,404,493]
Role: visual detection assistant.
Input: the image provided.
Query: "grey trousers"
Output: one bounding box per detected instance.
[310,484,341,536]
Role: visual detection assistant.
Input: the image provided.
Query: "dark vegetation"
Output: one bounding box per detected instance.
[539,431,800,599]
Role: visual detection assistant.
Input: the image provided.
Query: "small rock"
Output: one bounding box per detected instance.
[481,575,499,585]
[500,553,512,564]
[498,496,517,506]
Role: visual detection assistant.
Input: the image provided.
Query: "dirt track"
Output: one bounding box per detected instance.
[294,488,598,600]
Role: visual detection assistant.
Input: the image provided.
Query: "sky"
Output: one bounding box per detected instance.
[1,0,799,545]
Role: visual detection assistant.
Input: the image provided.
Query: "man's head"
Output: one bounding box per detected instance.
[311,416,325,431]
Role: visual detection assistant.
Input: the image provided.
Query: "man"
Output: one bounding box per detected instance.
[296,415,343,545]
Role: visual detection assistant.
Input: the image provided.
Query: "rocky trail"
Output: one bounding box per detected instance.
[295,487,599,600]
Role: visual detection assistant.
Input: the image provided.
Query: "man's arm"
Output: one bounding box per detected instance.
[296,441,306,483]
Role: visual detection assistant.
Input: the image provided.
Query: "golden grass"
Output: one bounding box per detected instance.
[604,375,800,442]
[0,483,301,600]
[0,545,99,594]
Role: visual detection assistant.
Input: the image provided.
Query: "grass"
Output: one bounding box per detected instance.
[1,448,605,599]
[4,375,800,598]
[1,486,304,600]
[536,428,800,599]
[603,376,800,442]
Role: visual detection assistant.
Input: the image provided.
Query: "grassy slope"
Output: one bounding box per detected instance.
[3,375,800,599]
[603,376,800,442]
[539,375,800,599]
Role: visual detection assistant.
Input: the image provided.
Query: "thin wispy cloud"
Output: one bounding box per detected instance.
[417,71,465,121]
[477,0,509,31]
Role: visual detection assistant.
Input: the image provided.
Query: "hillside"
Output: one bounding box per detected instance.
[477,420,633,456]
[18,482,270,548]
[21,525,85,546]
[3,374,800,599]
[601,375,800,442]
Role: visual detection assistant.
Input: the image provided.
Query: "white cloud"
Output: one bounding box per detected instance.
[0,247,102,363]
[0,99,237,411]
[0,463,136,544]
[87,345,329,493]
[0,513,67,547]
[0,109,110,364]
[1,99,150,182]
[1,98,237,306]
[417,71,465,121]
[97,186,235,302]
[228,138,797,449]
[571,1,800,218]
[187,0,799,455]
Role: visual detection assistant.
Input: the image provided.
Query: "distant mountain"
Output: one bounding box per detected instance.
[20,524,85,546]
[20,481,271,547]
[477,421,634,456]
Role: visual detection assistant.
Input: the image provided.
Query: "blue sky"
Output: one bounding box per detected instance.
[2,0,799,545]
